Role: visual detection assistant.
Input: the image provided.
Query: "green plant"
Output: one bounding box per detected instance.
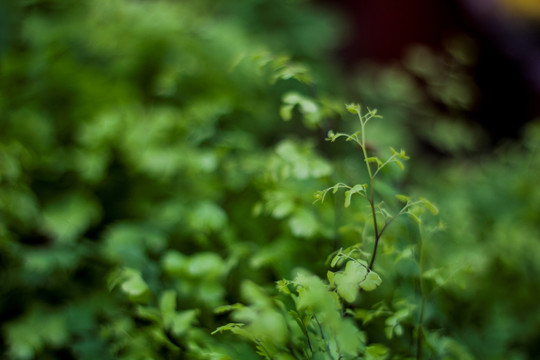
[214,104,444,359]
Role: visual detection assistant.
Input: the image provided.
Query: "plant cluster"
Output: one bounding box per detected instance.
[1,0,540,359]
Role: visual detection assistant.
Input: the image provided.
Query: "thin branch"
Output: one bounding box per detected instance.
[314,315,335,360]
[416,225,427,360]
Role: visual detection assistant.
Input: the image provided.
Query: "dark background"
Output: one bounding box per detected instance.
[317,0,540,144]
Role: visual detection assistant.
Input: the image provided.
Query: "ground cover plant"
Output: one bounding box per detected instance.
[1,0,540,359]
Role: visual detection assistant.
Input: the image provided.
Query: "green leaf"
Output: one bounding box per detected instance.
[421,198,439,215]
[408,212,422,224]
[136,306,161,322]
[359,271,382,291]
[289,209,318,238]
[120,269,150,300]
[366,344,389,360]
[211,323,245,335]
[169,310,198,336]
[162,250,188,276]
[365,157,383,166]
[395,194,409,203]
[330,251,342,268]
[160,290,177,317]
[279,104,294,121]
[334,261,367,303]
[392,159,405,171]
[327,271,335,287]
[390,146,410,159]
[41,192,100,244]
[289,310,310,341]
[346,103,360,114]
[326,130,336,141]
[344,190,353,208]
[214,303,244,314]
[344,184,366,208]
[276,280,291,295]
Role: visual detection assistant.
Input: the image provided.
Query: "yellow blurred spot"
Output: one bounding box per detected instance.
[499,0,540,20]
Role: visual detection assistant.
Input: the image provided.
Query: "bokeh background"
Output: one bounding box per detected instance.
[1,0,539,359]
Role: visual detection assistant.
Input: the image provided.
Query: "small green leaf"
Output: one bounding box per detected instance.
[392,159,405,171]
[330,251,342,268]
[407,212,422,224]
[365,157,382,166]
[334,261,368,303]
[160,290,177,316]
[135,306,161,322]
[279,104,294,121]
[313,190,324,202]
[344,184,366,208]
[346,103,360,114]
[350,184,366,193]
[360,271,382,291]
[211,323,245,335]
[289,310,310,340]
[421,198,439,215]
[289,209,318,237]
[390,147,410,160]
[276,280,291,295]
[120,269,150,298]
[169,310,198,336]
[344,190,353,208]
[214,303,244,314]
[366,344,389,360]
[395,194,409,203]
[327,271,335,287]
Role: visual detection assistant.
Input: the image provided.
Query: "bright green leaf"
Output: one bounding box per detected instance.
[366,343,389,360]
[360,271,382,291]
[346,103,360,114]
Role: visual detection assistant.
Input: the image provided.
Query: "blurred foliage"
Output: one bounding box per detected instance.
[1,0,540,359]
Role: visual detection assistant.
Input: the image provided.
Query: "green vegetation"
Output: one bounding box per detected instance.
[1,0,539,359]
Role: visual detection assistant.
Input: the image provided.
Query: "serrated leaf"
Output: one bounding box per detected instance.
[276,280,291,295]
[211,323,245,335]
[390,147,410,159]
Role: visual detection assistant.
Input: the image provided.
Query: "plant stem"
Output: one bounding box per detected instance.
[367,194,380,271]
[358,111,380,271]
[314,315,335,360]
[416,225,427,360]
